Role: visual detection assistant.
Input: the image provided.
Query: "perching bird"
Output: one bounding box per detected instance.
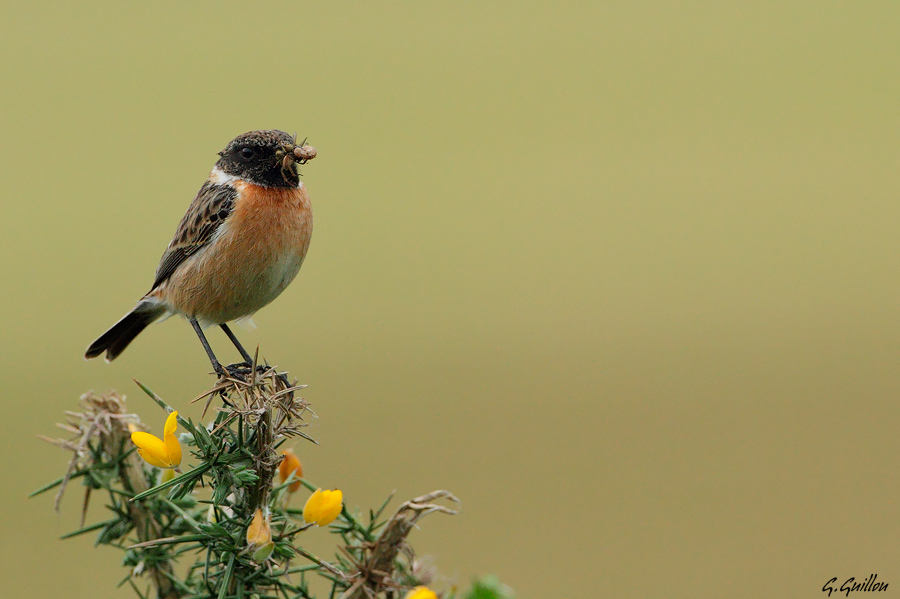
[85,130,316,375]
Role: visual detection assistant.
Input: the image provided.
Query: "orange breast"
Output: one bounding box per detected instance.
[228,181,312,255]
[160,182,313,323]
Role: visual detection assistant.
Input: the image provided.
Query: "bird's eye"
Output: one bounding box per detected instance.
[239,147,255,160]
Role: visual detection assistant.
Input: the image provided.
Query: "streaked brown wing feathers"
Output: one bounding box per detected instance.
[151,181,237,290]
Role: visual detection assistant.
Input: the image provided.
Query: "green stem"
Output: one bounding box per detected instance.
[217,554,236,599]
[130,463,211,502]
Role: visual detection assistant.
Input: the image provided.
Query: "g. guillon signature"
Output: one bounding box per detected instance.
[823,575,888,597]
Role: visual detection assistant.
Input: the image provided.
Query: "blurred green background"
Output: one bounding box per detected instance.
[2,2,900,597]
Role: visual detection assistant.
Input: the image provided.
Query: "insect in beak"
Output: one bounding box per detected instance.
[274,135,317,182]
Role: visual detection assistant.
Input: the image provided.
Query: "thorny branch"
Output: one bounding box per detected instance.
[36,361,474,599]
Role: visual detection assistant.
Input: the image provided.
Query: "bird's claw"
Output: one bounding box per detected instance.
[220,363,293,396]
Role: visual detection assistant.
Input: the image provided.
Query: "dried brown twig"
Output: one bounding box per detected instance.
[38,391,142,513]
[341,491,460,599]
[40,391,180,599]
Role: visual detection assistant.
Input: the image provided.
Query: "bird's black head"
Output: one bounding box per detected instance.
[216,130,302,188]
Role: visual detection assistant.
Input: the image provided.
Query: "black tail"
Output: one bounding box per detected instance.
[85,302,166,362]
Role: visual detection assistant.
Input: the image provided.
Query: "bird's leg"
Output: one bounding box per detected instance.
[220,323,293,396]
[220,323,254,364]
[218,324,270,382]
[219,324,294,400]
[190,318,226,376]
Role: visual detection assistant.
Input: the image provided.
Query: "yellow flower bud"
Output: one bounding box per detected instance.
[404,587,438,599]
[302,489,343,526]
[131,411,182,469]
[246,508,272,547]
[278,448,303,493]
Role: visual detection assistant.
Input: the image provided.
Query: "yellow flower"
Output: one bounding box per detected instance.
[404,587,438,599]
[246,507,272,546]
[302,489,343,526]
[131,411,182,469]
[278,448,303,493]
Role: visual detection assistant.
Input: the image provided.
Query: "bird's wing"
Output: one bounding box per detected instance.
[150,181,237,290]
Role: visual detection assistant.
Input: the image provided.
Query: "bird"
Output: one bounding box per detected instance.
[85,129,316,376]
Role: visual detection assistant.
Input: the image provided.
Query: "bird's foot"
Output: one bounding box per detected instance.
[222,362,293,396]
[221,361,263,380]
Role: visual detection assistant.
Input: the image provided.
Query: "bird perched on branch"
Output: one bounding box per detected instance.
[85,130,316,375]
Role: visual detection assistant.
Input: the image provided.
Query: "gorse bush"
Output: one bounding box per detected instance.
[35,360,511,599]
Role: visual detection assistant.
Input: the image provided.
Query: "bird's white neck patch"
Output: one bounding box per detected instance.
[209,167,239,186]
[209,166,304,189]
